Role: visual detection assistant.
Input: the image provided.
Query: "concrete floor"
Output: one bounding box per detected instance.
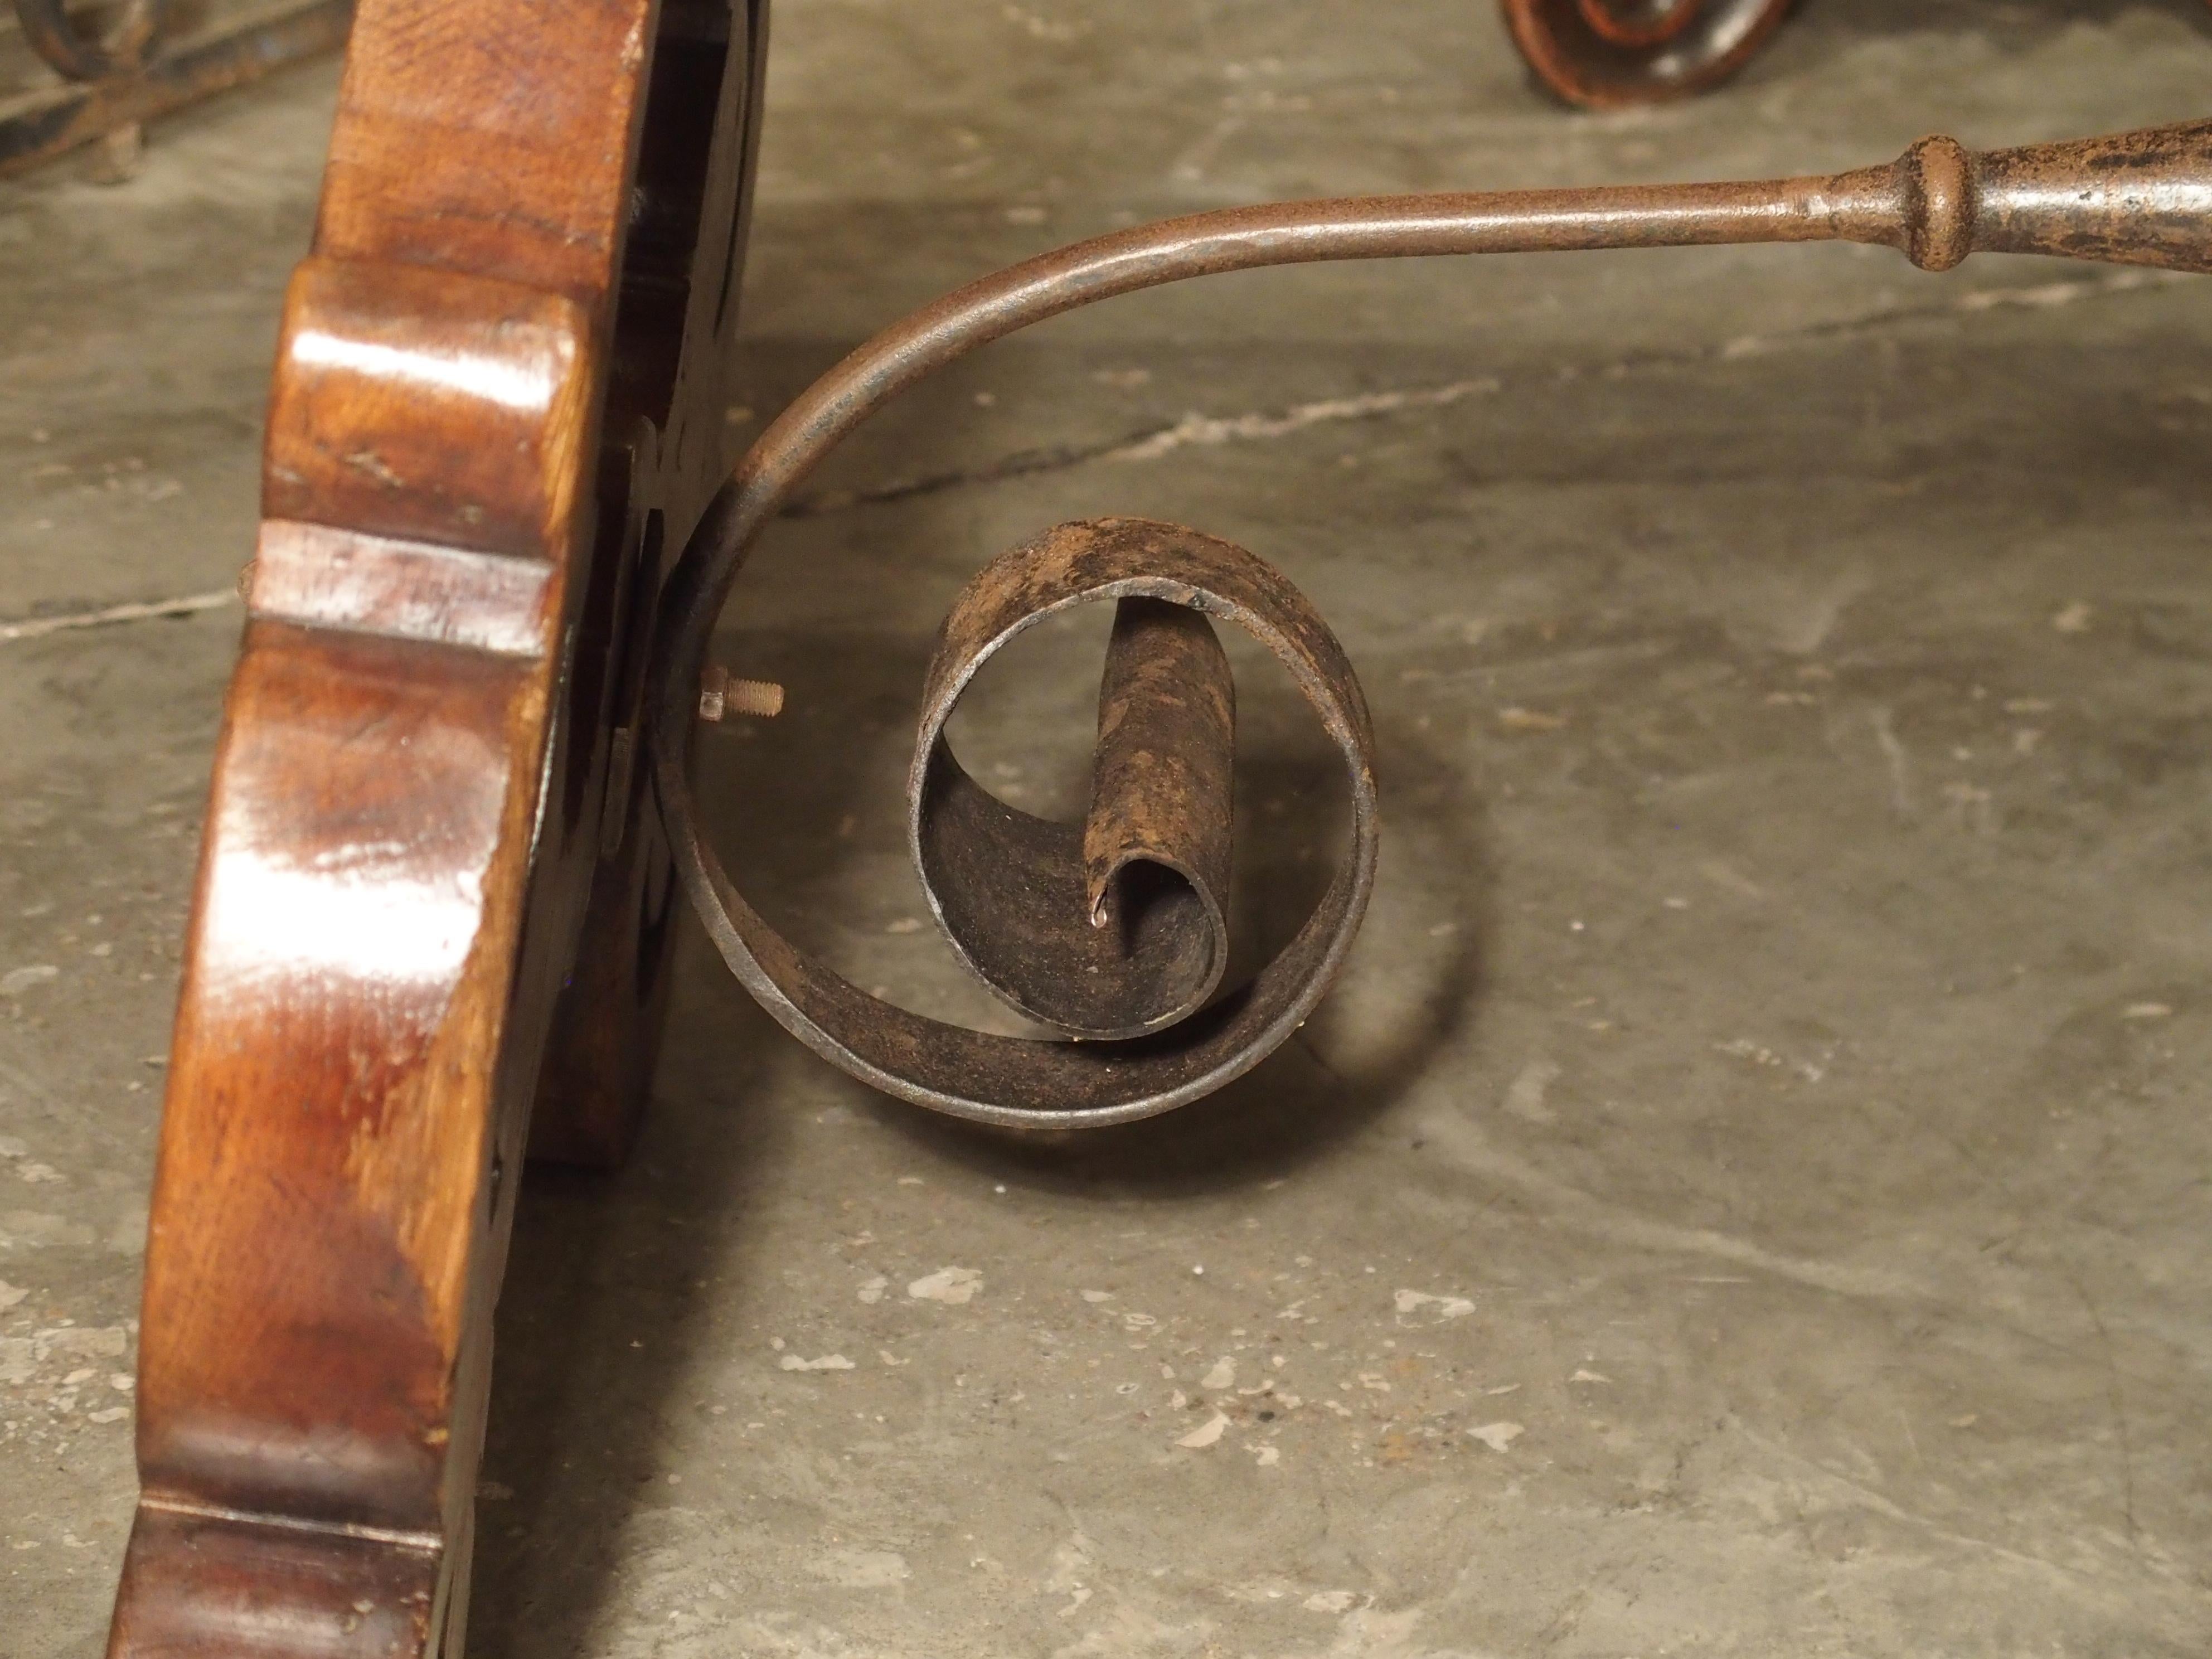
[6,2,2212,1654]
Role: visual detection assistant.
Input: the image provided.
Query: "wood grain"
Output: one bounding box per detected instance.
[106,2,768,1652]
[249,520,559,658]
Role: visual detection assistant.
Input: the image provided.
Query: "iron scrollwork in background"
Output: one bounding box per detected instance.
[1,0,352,180]
[1498,0,2212,108]
[1500,0,1795,108]
[14,0,170,81]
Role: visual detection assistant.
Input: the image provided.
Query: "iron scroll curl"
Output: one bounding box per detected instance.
[647,120,2212,1127]
[12,0,171,80]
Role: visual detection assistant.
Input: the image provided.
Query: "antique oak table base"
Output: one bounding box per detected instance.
[96,0,2210,1647]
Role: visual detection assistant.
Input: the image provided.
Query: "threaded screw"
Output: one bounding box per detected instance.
[699,664,784,721]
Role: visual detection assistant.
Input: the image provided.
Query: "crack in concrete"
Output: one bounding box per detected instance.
[0,589,235,643]
[1739,1423,2192,1596]
[5,271,2179,644]
[781,266,2183,518]
[2063,1257,2143,1548]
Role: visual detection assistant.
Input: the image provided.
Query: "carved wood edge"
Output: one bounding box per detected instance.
[527,0,770,1169]
[105,0,663,1652]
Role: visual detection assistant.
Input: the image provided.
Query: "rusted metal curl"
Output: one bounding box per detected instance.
[918,526,1243,1044]
[1,1,354,182]
[683,516,1379,1129]
[1499,2,2212,111]
[13,0,171,81]
[650,119,2212,1127]
[911,516,1376,1054]
[1499,0,1794,109]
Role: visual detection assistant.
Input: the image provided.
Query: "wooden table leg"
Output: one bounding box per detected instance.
[103,4,767,1654]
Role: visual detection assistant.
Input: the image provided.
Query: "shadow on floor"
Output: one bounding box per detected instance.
[465,600,1494,1652]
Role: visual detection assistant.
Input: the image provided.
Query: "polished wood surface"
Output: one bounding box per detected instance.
[105,2,765,1653]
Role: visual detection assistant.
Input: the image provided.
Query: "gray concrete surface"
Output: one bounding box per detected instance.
[6,2,2212,1654]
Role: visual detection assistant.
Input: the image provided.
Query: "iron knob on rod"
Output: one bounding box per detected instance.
[1876,125,2212,275]
[650,121,2212,1128]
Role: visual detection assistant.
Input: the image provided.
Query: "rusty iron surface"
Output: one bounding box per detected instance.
[707,516,1377,1129]
[1500,0,1795,109]
[0,0,351,179]
[1080,592,1236,1020]
[1500,2,2212,111]
[12,0,169,81]
[648,120,2212,1127]
[911,520,1361,1061]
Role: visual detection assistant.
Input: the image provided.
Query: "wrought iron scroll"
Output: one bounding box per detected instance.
[648,121,2210,1126]
[1500,0,1794,108]
[2,0,352,180]
[1498,1,2212,109]
[14,0,169,80]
